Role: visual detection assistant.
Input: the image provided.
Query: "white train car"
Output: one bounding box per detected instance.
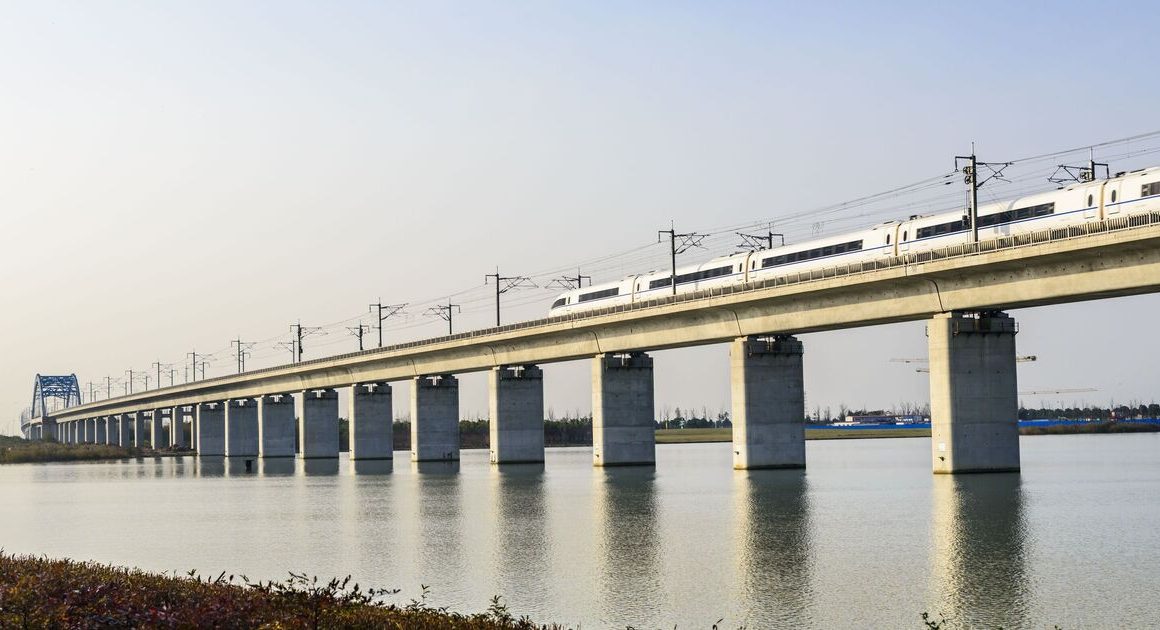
[549,166,1160,316]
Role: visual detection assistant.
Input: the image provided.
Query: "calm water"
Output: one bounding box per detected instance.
[2,434,1159,628]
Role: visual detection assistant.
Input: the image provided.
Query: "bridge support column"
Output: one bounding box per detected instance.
[105,416,120,446]
[170,406,187,448]
[119,414,132,447]
[258,395,296,457]
[85,418,95,443]
[299,389,339,458]
[731,336,806,470]
[148,410,163,448]
[95,417,107,444]
[349,383,393,460]
[929,312,1020,474]
[411,375,459,462]
[68,421,77,444]
[224,399,259,457]
[489,365,544,464]
[131,413,145,448]
[195,403,225,456]
[43,419,57,442]
[592,352,655,467]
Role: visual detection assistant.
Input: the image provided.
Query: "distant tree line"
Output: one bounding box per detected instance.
[1019,403,1160,421]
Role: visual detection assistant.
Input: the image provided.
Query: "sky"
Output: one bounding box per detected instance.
[3,1,1160,434]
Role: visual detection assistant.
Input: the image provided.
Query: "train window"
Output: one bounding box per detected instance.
[750,261,755,270]
[1087,194,1093,207]
[578,287,619,302]
[886,234,891,245]
[903,231,907,240]
[916,219,967,239]
[551,298,566,309]
[760,239,862,268]
[1142,182,1160,197]
[1111,190,1117,203]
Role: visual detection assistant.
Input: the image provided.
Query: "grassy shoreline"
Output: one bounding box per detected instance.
[0,436,192,464]
[0,552,556,629]
[7,421,1155,464]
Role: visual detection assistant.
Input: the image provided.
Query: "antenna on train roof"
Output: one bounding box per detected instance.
[1049,148,1110,184]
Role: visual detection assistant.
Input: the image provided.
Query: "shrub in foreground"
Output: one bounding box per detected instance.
[0,552,561,629]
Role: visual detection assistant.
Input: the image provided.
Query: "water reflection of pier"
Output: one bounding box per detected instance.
[594,467,660,626]
[490,464,548,606]
[930,474,1028,627]
[734,469,812,626]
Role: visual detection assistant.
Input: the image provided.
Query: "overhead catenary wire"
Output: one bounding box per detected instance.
[95,131,1160,386]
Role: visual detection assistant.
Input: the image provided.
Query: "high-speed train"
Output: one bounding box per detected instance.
[549,166,1160,315]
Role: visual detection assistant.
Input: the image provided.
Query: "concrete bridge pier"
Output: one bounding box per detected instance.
[72,420,81,444]
[196,403,225,456]
[299,389,339,458]
[105,416,120,446]
[489,365,545,464]
[86,418,96,444]
[258,395,296,457]
[170,406,188,448]
[348,383,393,460]
[929,311,1020,474]
[225,399,259,457]
[131,413,145,448]
[593,352,655,467]
[118,414,131,447]
[411,375,460,462]
[149,410,164,449]
[95,417,107,444]
[730,335,806,470]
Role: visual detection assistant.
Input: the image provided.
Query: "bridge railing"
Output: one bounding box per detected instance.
[64,209,1160,403]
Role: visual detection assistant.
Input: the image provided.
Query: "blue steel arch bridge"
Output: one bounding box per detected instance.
[21,374,82,439]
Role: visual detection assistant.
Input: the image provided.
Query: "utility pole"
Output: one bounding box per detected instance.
[369,300,407,348]
[86,381,96,403]
[105,376,113,398]
[484,268,536,326]
[187,351,200,382]
[547,268,592,290]
[347,323,371,351]
[291,321,325,363]
[151,361,169,390]
[125,369,135,395]
[955,145,1011,243]
[1049,148,1110,185]
[231,339,256,373]
[275,340,297,362]
[736,224,785,251]
[168,368,176,387]
[426,301,462,335]
[657,221,705,295]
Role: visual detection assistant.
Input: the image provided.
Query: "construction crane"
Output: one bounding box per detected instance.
[1019,387,1097,395]
[890,356,1038,364]
[892,356,1037,373]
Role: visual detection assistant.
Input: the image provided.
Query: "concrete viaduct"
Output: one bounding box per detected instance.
[25,211,1160,474]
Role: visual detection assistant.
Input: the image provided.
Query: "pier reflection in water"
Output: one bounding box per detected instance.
[930,473,1028,627]
[734,469,812,627]
[594,467,660,626]
[489,464,549,607]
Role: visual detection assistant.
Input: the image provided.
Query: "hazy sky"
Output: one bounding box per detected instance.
[4,1,1160,434]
